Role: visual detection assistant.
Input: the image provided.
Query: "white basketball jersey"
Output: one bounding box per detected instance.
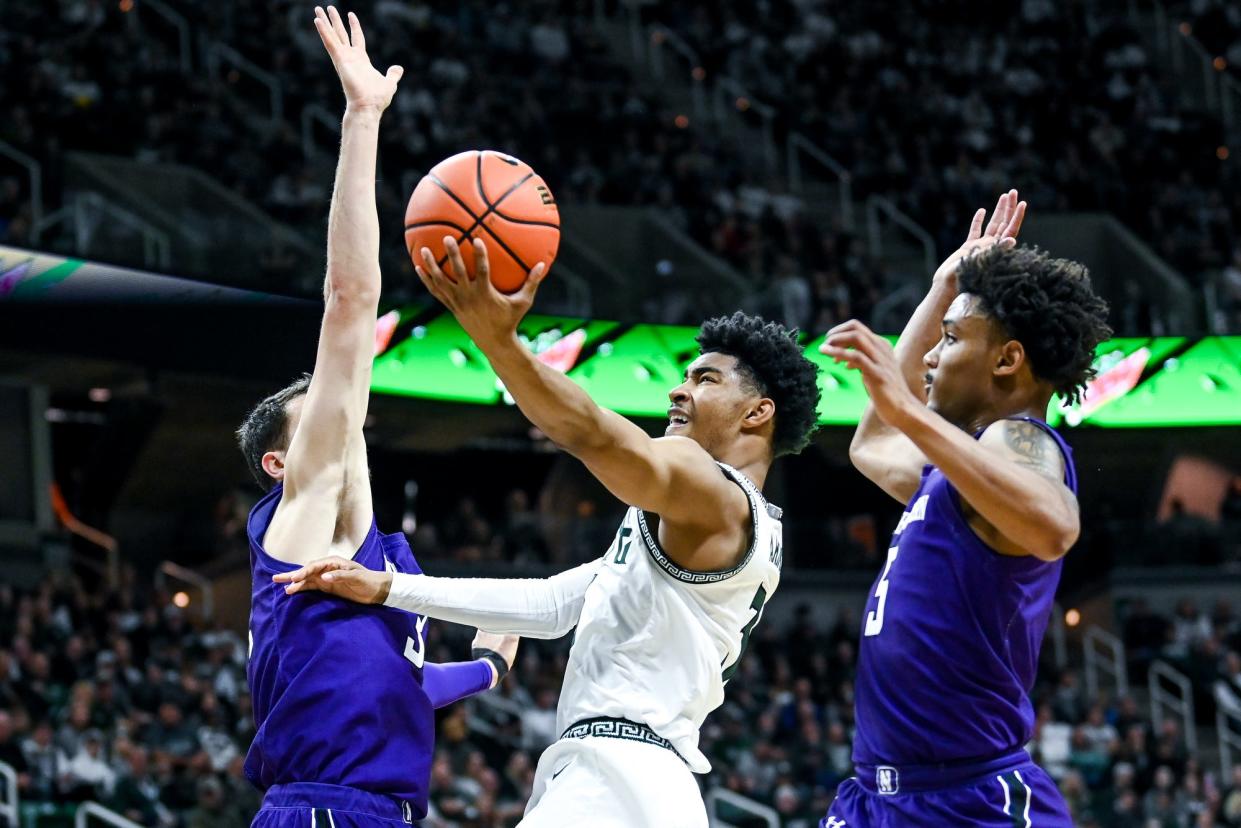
[555,463,783,773]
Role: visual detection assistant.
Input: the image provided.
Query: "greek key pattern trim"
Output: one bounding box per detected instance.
[561,717,686,764]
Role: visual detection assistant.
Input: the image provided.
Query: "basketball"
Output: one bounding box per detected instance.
[404,150,560,294]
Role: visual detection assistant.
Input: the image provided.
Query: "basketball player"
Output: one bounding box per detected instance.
[236,8,518,826]
[818,190,1112,827]
[276,246,823,826]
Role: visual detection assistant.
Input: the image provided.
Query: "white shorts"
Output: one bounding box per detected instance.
[518,735,708,828]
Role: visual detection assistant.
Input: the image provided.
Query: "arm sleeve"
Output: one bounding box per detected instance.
[382,559,602,639]
[422,660,494,709]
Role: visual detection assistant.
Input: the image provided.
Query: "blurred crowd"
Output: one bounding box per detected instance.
[3,0,1240,330]
[4,567,1241,827]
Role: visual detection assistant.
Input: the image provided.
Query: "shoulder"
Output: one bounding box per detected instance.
[978,419,1066,482]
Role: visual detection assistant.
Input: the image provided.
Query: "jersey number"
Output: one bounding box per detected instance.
[614,526,633,565]
[864,546,899,637]
[722,584,767,682]
[403,615,429,668]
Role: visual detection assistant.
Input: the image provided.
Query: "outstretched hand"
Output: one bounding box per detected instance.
[415,237,547,349]
[934,189,1027,287]
[820,320,921,429]
[314,5,403,113]
[272,555,392,604]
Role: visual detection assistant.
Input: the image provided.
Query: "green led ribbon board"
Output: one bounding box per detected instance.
[371,308,1241,428]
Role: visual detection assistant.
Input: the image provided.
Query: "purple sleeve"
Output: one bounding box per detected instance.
[422,660,494,709]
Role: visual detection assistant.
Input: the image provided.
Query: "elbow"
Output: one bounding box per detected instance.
[1031,519,1079,562]
[325,275,381,306]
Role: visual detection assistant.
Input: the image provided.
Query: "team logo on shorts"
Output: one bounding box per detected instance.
[876,766,899,796]
[401,800,413,824]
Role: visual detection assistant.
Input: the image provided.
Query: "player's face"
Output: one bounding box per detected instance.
[922,294,1002,427]
[666,353,756,452]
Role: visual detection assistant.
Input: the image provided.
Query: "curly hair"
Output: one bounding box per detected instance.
[696,311,822,456]
[236,374,312,490]
[956,246,1113,405]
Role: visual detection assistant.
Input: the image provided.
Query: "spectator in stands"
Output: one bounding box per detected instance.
[60,728,116,801]
[0,710,31,796]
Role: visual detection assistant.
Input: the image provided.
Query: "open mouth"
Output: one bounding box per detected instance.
[668,408,690,428]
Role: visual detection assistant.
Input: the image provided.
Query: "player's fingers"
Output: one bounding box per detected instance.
[514,262,546,305]
[313,12,340,59]
[984,191,1008,237]
[346,10,365,50]
[469,238,494,287]
[444,237,473,285]
[415,263,453,308]
[823,318,865,340]
[386,65,404,85]
[1003,200,1027,239]
[966,207,986,241]
[420,247,450,284]
[326,5,349,46]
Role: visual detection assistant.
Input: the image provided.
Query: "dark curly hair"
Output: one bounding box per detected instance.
[236,374,312,490]
[957,246,1113,405]
[696,312,822,456]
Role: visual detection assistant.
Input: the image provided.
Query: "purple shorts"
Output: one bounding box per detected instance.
[821,748,1072,827]
[252,783,420,828]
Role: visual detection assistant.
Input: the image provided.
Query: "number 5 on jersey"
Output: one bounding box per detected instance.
[864,546,899,637]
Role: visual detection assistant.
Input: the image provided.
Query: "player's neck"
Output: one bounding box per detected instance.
[715,448,771,491]
[962,397,1052,435]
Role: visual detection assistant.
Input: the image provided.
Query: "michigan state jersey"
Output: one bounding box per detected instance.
[245,484,434,819]
[556,462,782,772]
[852,417,1078,766]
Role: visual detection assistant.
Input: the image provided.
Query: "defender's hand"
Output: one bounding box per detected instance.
[821,320,921,428]
[314,6,403,113]
[933,189,1027,288]
[471,630,519,688]
[273,555,393,604]
[415,237,546,349]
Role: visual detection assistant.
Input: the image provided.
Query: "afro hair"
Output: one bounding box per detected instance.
[957,246,1113,405]
[696,311,821,456]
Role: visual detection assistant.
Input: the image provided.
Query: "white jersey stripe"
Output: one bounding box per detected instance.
[998,774,1012,819]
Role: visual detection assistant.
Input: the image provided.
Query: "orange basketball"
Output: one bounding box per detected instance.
[404,150,559,294]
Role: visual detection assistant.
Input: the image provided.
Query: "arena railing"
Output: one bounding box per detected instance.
[1149,659,1198,755]
[136,0,192,74]
[0,760,16,828]
[1084,625,1130,701]
[205,43,284,126]
[74,802,143,828]
[34,192,172,272]
[705,787,780,828]
[786,133,854,231]
[0,139,42,244]
[865,196,937,279]
[1217,683,1241,779]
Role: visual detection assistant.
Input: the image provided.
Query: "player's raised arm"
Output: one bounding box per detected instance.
[263,7,402,563]
[840,190,1026,504]
[414,239,751,572]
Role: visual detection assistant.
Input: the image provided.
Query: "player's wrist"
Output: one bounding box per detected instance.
[342,104,385,124]
[376,572,393,604]
[472,647,509,688]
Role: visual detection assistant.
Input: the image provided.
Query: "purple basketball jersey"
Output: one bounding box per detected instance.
[852,417,1078,766]
[245,485,434,819]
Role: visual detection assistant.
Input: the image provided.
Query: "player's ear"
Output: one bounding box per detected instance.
[261,450,286,482]
[994,339,1025,378]
[743,397,775,430]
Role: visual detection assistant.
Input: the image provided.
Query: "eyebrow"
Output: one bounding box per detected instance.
[941,317,960,329]
[685,365,724,381]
